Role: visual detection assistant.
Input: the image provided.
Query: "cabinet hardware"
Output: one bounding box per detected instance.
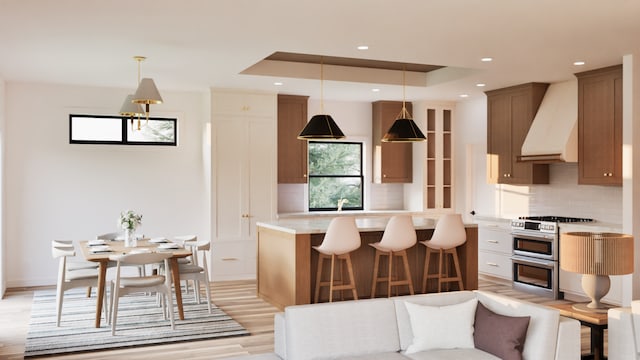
[222,257,239,261]
[487,240,499,243]
[487,262,499,267]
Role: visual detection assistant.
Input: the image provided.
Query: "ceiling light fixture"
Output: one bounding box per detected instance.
[297,57,345,140]
[131,56,163,121]
[119,57,145,130]
[481,57,493,62]
[460,94,469,98]
[357,45,369,50]
[574,61,586,66]
[476,83,486,87]
[382,67,426,142]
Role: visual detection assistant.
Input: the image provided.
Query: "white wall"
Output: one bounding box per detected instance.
[4,82,210,287]
[0,78,5,297]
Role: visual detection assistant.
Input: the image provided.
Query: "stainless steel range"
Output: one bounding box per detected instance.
[510,216,593,298]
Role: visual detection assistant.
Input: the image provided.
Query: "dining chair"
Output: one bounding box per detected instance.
[178,239,212,313]
[51,241,105,327]
[108,252,175,335]
[96,232,146,276]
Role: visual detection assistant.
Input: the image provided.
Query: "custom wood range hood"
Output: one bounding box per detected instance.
[518,80,578,163]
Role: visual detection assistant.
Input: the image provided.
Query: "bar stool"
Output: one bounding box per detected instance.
[370,215,417,298]
[313,217,361,303]
[421,213,467,293]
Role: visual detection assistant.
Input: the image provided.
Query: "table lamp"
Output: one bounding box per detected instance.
[560,232,634,313]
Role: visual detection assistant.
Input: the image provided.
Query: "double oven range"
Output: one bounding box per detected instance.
[510,216,593,299]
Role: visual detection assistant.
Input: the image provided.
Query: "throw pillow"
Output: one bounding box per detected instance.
[474,301,530,360]
[404,298,478,354]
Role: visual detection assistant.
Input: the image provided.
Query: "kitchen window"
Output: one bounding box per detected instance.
[69,114,177,145]
[308,141,363,211]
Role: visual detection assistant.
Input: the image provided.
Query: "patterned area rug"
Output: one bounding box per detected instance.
[24,288,249,357]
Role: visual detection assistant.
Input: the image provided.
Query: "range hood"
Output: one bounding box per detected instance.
[519,80,578,163]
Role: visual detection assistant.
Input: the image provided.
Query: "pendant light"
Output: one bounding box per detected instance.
[119,56,145,130]
[382,67,426,142]
[131,56,163,121]
[297,57,345,140]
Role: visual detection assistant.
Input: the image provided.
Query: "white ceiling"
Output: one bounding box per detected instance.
[1,0,640,103]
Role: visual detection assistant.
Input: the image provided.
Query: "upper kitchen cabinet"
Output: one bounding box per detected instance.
[372,101,413,183]
[486,83,550,184]
[278,94,309,184]
[576,65,622,185]
[425,105,454,210]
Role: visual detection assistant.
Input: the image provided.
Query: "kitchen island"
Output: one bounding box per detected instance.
[256,216,478,310]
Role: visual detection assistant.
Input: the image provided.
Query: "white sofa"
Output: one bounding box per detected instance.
[609,301,640,360]
[234,290,581,360]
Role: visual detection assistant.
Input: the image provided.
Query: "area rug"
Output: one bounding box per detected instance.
[24,288,249,357]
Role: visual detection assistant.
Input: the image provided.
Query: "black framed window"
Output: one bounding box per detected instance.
[69,114,177,145]
[308,141,363,211]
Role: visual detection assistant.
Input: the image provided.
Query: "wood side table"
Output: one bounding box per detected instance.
[549,303,608,360]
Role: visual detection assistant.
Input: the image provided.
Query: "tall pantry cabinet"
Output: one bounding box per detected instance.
[211,89,277,281]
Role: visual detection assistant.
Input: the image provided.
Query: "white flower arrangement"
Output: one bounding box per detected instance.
[119,210,142,230]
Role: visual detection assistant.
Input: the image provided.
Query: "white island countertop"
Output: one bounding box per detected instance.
[257,216,477,235]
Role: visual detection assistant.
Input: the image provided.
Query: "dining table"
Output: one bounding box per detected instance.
[80,238,193,328]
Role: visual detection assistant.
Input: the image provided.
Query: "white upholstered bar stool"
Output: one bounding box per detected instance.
[313,217,361,303]
[421,213,467,293]
[370,215,417,298]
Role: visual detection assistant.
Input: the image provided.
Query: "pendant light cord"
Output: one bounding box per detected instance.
[320,57,325,114]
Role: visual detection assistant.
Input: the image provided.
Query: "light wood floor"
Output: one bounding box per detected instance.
[0,277,605,359]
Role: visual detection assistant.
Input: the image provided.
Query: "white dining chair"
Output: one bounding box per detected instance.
[178,239,212,313]
[51,241,105,327]
[108,252,175,335]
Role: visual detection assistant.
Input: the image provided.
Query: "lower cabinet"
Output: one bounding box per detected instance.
[478,222,513,280]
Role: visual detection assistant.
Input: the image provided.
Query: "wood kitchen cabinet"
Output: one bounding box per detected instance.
[278,94,309,184]
[486,83,550,184]
[576,65,622,185]
[372,100,413,183]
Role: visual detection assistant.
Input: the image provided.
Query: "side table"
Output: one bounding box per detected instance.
[549,303,608,360]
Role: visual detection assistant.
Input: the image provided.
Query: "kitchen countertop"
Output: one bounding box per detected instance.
[257,216,477,235]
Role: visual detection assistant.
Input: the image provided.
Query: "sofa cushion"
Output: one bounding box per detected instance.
[404,298,478,354]
[394,291,477,351]
[475,291,559,360]
[402,348,501,360]
[284,298,400,360]
[474,301,530,360]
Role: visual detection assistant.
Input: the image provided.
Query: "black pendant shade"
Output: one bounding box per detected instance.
[382,117,426,142]
[297,114,346,140]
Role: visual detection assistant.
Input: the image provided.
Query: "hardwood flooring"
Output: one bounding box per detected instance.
[0,277,605,359]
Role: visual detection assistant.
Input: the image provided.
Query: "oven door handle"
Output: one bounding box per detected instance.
[511,231,555,241]
[511,255,556,269]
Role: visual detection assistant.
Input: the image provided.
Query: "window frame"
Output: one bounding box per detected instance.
[69,114,177,146]
[308,141,364,212]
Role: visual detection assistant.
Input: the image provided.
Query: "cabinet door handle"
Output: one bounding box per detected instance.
[487,240,499,244]
[303,174,307,178]
[486,262,499,267]
[222,257,239,261]
[383,174,387,178]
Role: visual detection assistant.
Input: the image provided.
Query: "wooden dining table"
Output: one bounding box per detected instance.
[80,239,192,328]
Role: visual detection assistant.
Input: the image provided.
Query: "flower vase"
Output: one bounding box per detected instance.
[125,228,137,248]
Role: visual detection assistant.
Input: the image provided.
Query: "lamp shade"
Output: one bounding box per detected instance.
[560,232,634,275]
[382,118,426,142]
[297,114,346,140]
[119,94,144,117]
[132,78,163,105]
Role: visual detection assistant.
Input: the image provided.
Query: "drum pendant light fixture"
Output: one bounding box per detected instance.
[382,68,426,142]
[131,56,163,121]
[297,57,345,140]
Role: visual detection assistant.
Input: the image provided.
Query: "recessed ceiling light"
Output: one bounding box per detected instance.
[476,83,486,87]
[357,45,369,50]
[573,61,586,66]
[371,88,380,92]
[481,57,493,62]
[460,94,469,98]
[274,82,283,86]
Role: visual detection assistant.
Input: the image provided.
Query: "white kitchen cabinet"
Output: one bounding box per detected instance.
[478,221,513,280]
[211,90,277,281]
[420,103,455,212]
